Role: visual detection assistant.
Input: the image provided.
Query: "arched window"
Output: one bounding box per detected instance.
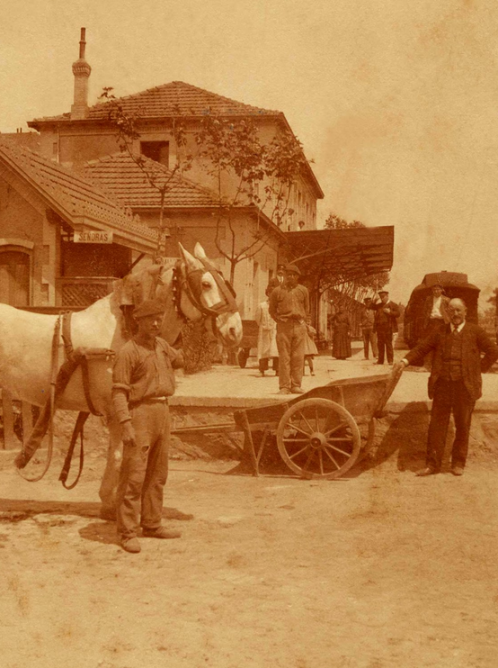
[0,247,31,306]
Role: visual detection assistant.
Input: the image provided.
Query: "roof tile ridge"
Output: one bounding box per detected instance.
[176,81,279,114]
[89,81,179,111]
[84,151,127,167]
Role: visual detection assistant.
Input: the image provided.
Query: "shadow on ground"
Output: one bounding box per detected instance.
[0,499,194,523]
[348,403,430,476]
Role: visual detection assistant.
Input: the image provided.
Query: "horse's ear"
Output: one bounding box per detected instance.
[194,243,208,260]
[179,242,202,271]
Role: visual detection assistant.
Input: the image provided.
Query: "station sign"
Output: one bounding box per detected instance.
[74,231,113,244]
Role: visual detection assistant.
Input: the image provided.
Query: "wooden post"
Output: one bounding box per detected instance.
[1,390,15,450]
[238,410,259,477]
[21,402,33,445]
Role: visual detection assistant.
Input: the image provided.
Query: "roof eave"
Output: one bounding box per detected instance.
[27,110,282,130]
[0,146,158,252]
[70,216,158,253]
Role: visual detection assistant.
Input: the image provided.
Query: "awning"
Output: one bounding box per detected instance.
[283,225,394,286]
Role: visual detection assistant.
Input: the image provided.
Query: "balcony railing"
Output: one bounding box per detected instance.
[56,277,117,307]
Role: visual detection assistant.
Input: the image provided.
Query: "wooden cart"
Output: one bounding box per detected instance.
[173,367,403,480]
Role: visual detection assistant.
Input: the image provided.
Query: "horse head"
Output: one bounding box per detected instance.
[173,243,242,347]
[115,244,242,347]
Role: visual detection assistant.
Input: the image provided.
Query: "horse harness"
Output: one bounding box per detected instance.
[17,257,236,488]
[17,312,114,489]
[172,258,238,327]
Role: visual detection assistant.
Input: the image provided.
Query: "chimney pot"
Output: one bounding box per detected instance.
[71,27,92,120]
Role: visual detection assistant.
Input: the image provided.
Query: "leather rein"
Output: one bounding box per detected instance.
[171,259,238,323]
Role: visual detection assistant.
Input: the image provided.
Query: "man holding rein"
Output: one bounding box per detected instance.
[112,299,184,553]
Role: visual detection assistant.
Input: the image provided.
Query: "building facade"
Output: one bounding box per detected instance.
[20,30,323,317]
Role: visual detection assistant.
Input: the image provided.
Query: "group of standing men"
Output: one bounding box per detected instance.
[266,267,404,394]
[361,291,400,365]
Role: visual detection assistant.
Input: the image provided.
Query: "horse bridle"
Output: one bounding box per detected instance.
[171,258,238,323]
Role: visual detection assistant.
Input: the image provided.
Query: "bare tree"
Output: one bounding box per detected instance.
[194,114,311,283]
[98,88,193,259]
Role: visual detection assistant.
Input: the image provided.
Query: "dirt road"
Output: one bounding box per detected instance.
[1,439,497,668]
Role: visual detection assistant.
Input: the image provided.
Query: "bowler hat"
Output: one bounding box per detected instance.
[285,264,301,276]
[133,299,164,319]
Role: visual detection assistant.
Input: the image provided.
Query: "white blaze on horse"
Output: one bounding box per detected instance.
[0,243,242,513]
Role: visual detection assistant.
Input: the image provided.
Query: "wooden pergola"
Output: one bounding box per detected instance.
[283,226,394,288]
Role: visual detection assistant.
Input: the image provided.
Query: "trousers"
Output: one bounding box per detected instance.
[259,357,279,373]
[376,326,394,364]
[362,327,378,359]
[116,401,170,540]
[276,320,306,390]
[426,379,475,470]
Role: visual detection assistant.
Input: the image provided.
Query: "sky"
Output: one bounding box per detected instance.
[1,0,497,305]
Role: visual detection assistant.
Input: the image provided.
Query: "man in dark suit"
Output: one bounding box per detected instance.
[361,297,378,360]
[368,290,400,365]
[398,298,498,476]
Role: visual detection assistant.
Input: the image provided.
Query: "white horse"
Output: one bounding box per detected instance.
[0,243,242,514]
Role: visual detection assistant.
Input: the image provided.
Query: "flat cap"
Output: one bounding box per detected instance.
[133,299,164,319]
[378,290,389,295]
[285,264,301,276]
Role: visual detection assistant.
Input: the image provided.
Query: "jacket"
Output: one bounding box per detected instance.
[269,283,309,323]
[369,300,400,334]
[405,322,498,401]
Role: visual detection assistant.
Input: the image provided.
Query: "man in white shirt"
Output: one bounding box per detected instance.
[423,283,450,336]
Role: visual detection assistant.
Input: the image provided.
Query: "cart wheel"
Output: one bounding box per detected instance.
[276,398,361,480]
[238,349,249,368]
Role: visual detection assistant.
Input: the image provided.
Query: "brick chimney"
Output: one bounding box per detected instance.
[70,28,92,120]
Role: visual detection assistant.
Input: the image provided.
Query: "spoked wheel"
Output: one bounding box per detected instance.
[276,398,361,480]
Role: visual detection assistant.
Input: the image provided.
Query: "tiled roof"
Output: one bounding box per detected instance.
[0,132,41,151]
[83,152,220,209]
[0,141,157,243]
[30,81,280,123]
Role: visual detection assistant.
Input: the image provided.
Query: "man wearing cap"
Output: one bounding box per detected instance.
[269,264,310,394]
[360,297,378,360]
[267,265,286,295]
[423,284,451,337]
[112,299,184,553]
[368,290,400,365]
[397,298,498,476]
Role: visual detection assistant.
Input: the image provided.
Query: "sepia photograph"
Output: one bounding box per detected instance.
[0,1,497,666]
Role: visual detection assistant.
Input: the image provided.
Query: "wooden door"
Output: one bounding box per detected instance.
[0,251,30,306]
